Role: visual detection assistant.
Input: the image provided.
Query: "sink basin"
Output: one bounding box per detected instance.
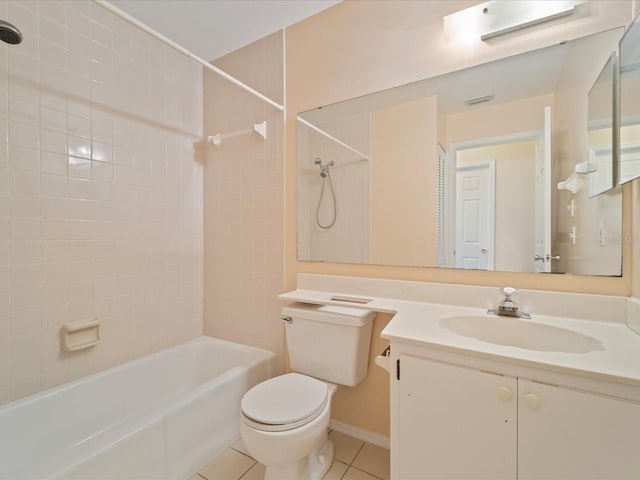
[439,315,603,353]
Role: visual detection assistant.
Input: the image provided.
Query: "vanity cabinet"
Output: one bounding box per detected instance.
[393,354,640,480]
[396,355,517,479]
[518,379,640,479]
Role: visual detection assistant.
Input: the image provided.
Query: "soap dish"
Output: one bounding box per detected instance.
[61,318,101,352]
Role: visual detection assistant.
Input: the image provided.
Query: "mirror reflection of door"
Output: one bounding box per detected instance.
[455,160,495,270]
[453,136,538,272]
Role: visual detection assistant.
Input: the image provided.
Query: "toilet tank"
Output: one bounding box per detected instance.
[282,303,376,387]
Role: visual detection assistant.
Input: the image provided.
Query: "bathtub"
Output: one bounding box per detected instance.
[0,336,275,480]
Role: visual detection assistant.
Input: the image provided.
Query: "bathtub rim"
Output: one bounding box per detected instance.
[0,335,275,415]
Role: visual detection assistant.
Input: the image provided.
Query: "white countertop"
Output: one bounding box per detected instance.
[280,288,640,388]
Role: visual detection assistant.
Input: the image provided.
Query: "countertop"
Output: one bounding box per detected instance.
[279,288,640,388]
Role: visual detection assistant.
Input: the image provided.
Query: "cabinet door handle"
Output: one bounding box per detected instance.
[523,393,542,409]
[496,386,513,401]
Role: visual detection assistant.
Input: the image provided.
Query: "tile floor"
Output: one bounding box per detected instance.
[191,430,390,480]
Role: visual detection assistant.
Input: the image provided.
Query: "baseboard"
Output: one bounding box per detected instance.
[329,419,390,450]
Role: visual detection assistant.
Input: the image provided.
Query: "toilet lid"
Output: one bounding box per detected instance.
[241,373,328,426]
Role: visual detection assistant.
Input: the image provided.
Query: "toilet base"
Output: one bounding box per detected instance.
[264,439,335,480]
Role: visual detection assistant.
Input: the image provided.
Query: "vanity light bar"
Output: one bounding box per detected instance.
[480,1,583,41]
[444,0,587,44]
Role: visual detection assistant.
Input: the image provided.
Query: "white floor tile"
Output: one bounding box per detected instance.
[232,438,252,458]
[342,467,380,480]
[324,460,349,480]
[239,462,265,480]
[199,449,256,480]
[329,430,364,464]
[352,443,390,480]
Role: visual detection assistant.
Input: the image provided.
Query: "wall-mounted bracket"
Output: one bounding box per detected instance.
[207,121,267,149]
[253,120,267,140]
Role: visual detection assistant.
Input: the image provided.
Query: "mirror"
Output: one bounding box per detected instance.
[297,28,624,275]
[587,52,617,197]
[619,13,640,185]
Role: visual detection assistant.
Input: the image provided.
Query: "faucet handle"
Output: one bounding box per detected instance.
[501,286,518,297]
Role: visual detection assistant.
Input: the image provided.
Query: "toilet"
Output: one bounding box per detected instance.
[240,303,376,480]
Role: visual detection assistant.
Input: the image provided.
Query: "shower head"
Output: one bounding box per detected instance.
[316,159,334,178]
[0,20,23,45]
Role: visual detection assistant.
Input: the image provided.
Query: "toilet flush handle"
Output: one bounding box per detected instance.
[281,316,293,324]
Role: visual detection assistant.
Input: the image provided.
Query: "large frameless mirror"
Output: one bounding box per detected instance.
[297,28,624,276]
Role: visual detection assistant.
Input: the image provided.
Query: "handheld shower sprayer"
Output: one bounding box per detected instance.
[313,157,337,229]
[314,157,334,178]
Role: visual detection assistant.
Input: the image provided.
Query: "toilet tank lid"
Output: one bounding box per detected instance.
[282,302,375,327]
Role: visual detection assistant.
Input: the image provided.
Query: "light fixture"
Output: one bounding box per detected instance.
[444,1,587,45]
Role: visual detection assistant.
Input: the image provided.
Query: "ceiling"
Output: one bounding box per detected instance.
[108,0,341,61]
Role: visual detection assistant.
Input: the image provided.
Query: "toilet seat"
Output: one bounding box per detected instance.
[241,373,329,432]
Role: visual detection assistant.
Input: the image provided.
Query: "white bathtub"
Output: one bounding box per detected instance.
[0,336,275,480]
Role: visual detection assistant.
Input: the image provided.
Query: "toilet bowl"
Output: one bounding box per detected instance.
[239,303,376,480]
[241,373,337,480]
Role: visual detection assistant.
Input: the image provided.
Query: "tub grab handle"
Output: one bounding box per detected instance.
[62,318,101,352]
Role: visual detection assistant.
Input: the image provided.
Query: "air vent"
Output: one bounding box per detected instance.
[465,94,494,106]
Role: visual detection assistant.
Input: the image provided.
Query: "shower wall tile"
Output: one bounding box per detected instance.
[0,0,204,405]
[203,31,285,372]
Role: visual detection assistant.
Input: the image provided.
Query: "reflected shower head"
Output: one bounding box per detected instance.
[0,20,23,45]
[316,159,334,178]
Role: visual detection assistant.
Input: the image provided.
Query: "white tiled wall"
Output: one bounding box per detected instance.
[0,0,204,405]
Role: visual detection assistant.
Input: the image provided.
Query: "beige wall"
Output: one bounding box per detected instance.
[331,313,392,437]
[0,0,204,405]
[370,97,438,266]
[446,94,553,147]
[286,0,635,437]
[203,32,286,372]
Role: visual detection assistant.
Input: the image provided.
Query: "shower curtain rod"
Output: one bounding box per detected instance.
[297,116,370,161]
[94,0,285,112]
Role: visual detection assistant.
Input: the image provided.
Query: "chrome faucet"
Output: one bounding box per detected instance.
[488,287,531,319]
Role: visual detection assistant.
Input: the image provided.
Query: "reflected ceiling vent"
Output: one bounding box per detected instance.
[465,94,494,106]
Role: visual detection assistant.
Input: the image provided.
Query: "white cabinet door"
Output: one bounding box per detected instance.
[394,355,516,479]
[518,379,640,479]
